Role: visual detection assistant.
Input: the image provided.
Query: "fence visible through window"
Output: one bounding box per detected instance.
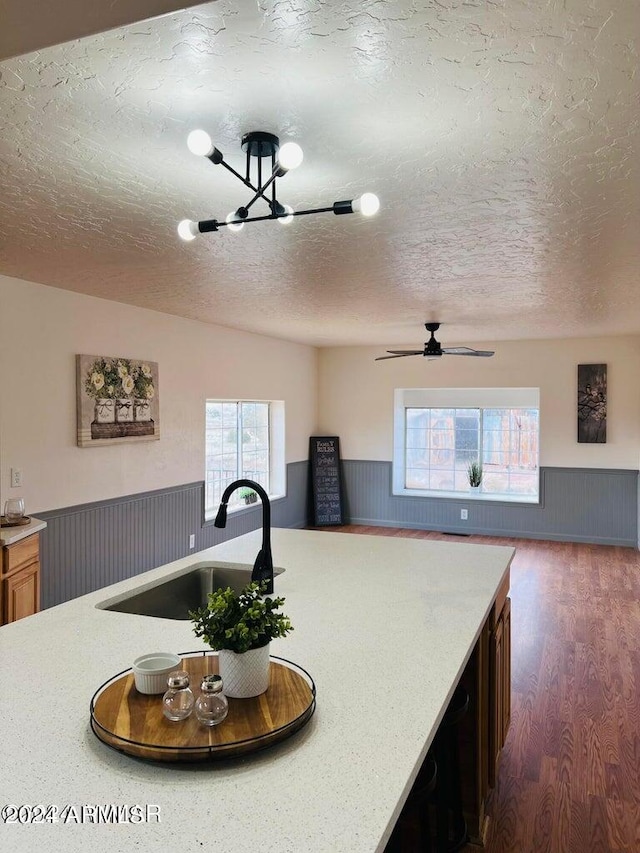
[204,468,264,512]
[405,406,539,498]
[205,401,270,515]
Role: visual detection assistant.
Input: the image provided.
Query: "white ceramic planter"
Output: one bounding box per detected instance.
[94,398,115,423]
[115,398,134,423]
[218,644,271,698]
[134,398,151,421]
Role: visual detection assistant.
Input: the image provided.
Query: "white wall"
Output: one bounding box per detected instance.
[318,337,640,469]
[0,275,318,513]
[3,274,637,518]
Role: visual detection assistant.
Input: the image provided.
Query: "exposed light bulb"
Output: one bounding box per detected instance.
[225,212,244,233]
[352,193,380,217]
[187,129,214,157]
[278,142,304,171]
[177,219,198,241]
[278,204,294,224]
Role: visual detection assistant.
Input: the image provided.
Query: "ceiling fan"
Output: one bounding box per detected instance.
[375,323,495,361]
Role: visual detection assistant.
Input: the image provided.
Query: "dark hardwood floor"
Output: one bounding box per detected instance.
[314,525,640,853]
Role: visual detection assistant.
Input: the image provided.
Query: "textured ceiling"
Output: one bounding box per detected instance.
[1,0,639,347]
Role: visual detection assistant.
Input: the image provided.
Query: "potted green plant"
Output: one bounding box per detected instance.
[238,487,258,505]
[190,582,293,698]
[468,461,483,493]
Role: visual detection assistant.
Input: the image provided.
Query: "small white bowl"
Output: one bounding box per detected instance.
[132,652,182,694]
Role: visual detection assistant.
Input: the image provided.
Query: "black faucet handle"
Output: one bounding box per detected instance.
[214,502,228,528]
[252,549,274,594]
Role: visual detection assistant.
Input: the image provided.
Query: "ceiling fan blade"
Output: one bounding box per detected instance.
[442,347,495,357]
[377,325,496,362]
[375,352,424,361]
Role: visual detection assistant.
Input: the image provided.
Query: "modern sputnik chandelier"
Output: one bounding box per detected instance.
[177,130,380,239]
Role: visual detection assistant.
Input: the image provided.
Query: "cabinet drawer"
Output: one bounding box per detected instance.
[3,533,39,576]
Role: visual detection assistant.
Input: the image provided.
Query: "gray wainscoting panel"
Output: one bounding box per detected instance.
[36,461,307,609]
[342,461,638,548]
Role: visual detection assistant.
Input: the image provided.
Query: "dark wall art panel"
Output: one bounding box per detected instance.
[577,363,607,444]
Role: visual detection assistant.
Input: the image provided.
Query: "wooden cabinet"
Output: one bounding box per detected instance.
[489,595,511,787]
[1,532,41,625]
[458,569,511,845]
[502,597,511,738]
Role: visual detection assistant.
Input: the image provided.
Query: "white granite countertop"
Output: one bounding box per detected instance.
[0,516,47,546]
[0,528,513,853]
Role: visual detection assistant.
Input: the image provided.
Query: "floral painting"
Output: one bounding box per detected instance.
[76,354,160,447]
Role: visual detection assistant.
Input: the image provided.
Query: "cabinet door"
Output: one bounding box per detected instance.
[488,597,512,787]
[501,597,511,745]
[3,562,40,623]
[489,615,504,788]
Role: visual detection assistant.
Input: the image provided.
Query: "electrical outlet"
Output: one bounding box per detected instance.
[460,509,468,521]
[189,534,196,549]
[11,468,23,488]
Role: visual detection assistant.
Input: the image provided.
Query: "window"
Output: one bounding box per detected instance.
[205,400,285,518]
[394,388,540,502]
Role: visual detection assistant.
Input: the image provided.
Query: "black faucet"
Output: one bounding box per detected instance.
[214,479,274,594]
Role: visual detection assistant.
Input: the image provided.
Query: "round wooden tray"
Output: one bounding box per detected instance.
[0,515,31,528]
[90,651,316,762]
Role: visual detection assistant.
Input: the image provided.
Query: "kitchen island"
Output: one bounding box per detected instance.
[0,528,513,852]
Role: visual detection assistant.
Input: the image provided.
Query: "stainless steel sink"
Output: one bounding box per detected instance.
[97,562,284,621]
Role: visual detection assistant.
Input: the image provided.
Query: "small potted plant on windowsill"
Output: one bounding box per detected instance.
[468,461,483,493]
[238,487,258,505]
[190,582,293,698]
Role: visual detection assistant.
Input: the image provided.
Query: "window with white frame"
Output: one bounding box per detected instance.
[393,388,540,502]
[205,400,285,518]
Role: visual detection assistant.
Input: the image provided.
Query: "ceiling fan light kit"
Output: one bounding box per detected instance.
[178,130,380,239]
[376,323,495,361]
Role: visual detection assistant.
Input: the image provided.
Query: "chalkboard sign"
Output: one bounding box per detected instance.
[309,436,344,526]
